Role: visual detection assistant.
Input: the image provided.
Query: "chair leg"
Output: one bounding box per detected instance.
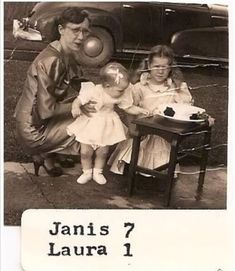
[128,136,141,196]
[197,128,211,193]
[164,137,179,207]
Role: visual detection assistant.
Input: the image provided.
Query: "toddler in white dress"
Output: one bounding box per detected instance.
[67,62,149,185]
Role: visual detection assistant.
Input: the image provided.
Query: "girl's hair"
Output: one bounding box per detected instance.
[148,45,175,66]
[100,62,129,87]
[132,44,183,86]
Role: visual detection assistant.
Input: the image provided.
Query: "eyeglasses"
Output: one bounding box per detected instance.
[66,25,91,36]
[150,65,171,70]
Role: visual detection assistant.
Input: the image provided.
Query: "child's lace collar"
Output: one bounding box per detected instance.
[140,72,173,92]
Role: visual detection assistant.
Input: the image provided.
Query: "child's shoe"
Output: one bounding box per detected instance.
[77,169,92,184]
[174,172,178,179]
[93,168,107,185]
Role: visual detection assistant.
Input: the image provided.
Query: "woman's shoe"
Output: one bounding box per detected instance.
[43,164,63,177]
[56,155,75,168]
[33,156,63,177]
[57,158,75,168]
[32,155,44,176]
[33,161,63,177]
[33,161,42,176]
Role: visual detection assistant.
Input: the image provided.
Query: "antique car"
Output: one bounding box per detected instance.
[13,2,228,67]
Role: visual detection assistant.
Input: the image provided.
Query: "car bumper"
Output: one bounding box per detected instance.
[13,19,42,41]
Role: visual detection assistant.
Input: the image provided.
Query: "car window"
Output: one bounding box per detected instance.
[121,2,162,51]
[162,4,211,43]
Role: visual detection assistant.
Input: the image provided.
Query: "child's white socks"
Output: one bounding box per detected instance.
[93,168,107,185]
[77,169,93,184]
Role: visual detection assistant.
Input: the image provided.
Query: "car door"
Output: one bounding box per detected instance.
[121,2,162,52]
[162,3,211,43]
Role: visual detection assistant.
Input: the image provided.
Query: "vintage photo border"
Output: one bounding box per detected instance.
[1,0,234,270]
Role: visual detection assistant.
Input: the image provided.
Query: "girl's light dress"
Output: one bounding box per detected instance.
[108,76,192,174]
[67,83,133,147]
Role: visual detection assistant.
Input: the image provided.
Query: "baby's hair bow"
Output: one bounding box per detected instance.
[107,68,124,84]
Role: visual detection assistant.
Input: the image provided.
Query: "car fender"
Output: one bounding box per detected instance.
[29,3,122,48]
[89,12,122,49]
[170,26,228,62]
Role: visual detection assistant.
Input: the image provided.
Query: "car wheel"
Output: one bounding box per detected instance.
[76,27,114,67]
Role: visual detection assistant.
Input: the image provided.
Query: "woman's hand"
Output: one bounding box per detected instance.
[71,98,82,118]
[81,101,97,117]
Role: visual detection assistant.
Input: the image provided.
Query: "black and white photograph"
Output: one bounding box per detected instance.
[1,1,234,270]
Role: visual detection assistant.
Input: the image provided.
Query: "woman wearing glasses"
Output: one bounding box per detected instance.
[15,7,95,176]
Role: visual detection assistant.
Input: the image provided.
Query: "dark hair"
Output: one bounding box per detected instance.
[46,8,90,41]
[100,62,129,87]
[57,8,90,26]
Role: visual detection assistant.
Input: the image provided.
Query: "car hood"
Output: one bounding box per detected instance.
[28,2,121,41]
[30,2,121,22]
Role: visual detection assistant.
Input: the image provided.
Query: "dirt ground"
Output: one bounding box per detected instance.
[4,161,227,225]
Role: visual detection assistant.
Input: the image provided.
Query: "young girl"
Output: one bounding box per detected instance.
[67,62,149,185]
[108,45,193,175]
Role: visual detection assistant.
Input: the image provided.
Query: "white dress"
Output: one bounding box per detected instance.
[108,77,192,174]
[67,83,134,147]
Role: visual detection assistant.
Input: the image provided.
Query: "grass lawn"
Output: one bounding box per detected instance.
[183,67,228,165]
[4,58,228,165]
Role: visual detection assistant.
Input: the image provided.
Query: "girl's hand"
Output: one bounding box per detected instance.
[139,108,151,116]
[152,108,160,115]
